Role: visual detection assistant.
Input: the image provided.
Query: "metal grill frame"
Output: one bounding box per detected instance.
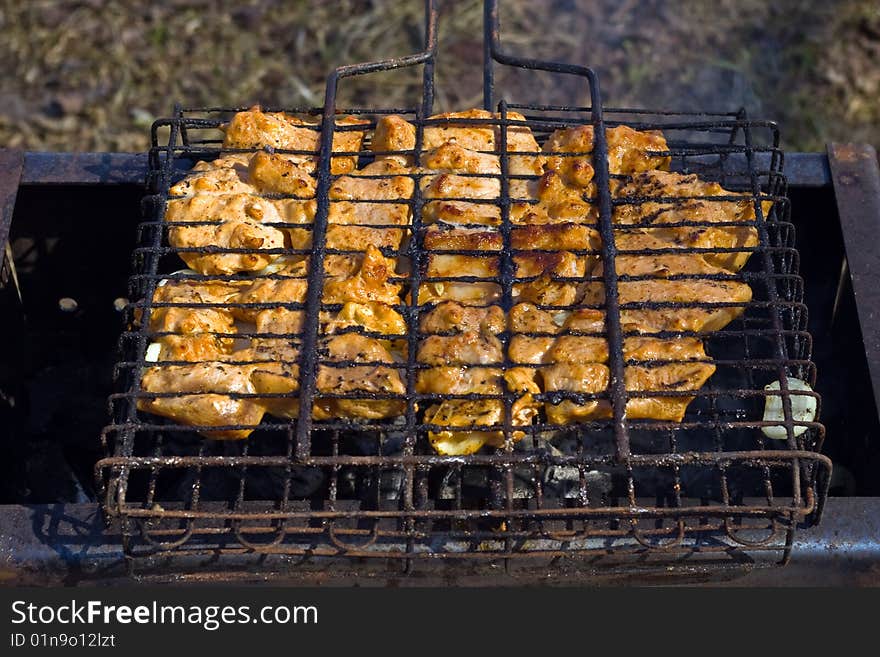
[97,0,831,570]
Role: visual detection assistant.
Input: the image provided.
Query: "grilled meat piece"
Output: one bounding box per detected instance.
[613,170,765,272]
[423,109,495,152]
[543,124,671,182]
[542,335,715,424]
[247,151,317,197]
[314,333,405,420]
[322,245,403,306]
[421,367,540,455]
[584,258,752,333]
[165,193,287,275]
[222,106,368,174]
[421,142,501,227]
[371,114,417,165]
[139,362,266,439]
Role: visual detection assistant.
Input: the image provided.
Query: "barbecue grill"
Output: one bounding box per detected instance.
[2,0,878,585]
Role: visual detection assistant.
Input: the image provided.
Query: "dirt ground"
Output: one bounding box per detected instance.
[0,0,877,152]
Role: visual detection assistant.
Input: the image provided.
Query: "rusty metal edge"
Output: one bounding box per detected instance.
[0,149,24,264]
[0,498,877,586]
[828,143,880,421]
[17,151,830,187]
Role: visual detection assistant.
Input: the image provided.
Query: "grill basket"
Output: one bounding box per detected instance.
[97,0,830,572]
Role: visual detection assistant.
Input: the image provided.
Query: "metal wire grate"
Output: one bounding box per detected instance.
[97,0,830,569]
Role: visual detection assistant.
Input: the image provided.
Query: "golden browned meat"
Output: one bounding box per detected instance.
[169,155,255,197]
[326,159,414,245]
[139,362,266,439]
[423,226,503,252]
[238,340,301,419]
[165,194,287,275]
[496,110,546,176]
[314,333,405,420]
[322,245,403,306]
[423,109,495,152]
[584,259,753,333]
[232,261,309,324]
[513,250,587,307]
[418,331,504,366]
[543,124,671,180]
[542,335,715,424]
[420,142,501,226]
[138,107,756,443]
[222,106,368,174]
[511,222,601,252]
[419,302,506,335]
[613,170,763,272]
[371,114,417,165]
[247,151,317,197]
[420,367,540,455]
[511,170,598,225]
[324,301,407,355]
[146,279,243,362]
[419,251,501,306]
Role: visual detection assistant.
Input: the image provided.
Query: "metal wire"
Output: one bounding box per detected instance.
[97,0,830,567]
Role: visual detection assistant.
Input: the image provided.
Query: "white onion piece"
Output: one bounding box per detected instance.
[250,256,299,278]
[157,268,200,287]
[761,377,817,440]
[552,311,570,327]
[145,342,162,363]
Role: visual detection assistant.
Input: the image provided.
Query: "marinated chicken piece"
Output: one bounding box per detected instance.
[419,251,501,306]
[542,363,610,424]
[511,222,601,252]
[513,250,587,307]
[222,106,368,174]
[253,308,304,337]
[165,193,287,275]
[512,170,599,225]
[418,303,505,367]
[420,367,541,455]
[418,331,504,366]
[614,170,765,272]
[149,280,241,331]
[421,142,500,173]
[419,302,506,335]
[146,279,242,361]
[231,276,309,324]
[150,334,232,363]
[543,124,670,180]
[314,333,405,420]
[543,125,597,188]
[322,245,403,306]
[247,150,317,197]
[330,160,414,212]
[423,109,495,152]
[508,303,564,365]
[371,114,417,165]
[495,110,546,176]
[584,260,753,333]
[325,159,414,240]
[288,225,406,252]
[543,336,715,423]
[239,340,301,419]
[421,141,501,226]
[139,362,266,439]
[169,155,255,197]
[423,226,503,252]
[324,301,407,355]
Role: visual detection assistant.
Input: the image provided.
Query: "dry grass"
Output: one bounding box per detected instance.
[0,0,877,152]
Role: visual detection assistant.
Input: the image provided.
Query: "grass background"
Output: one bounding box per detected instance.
[0,0,877,152]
